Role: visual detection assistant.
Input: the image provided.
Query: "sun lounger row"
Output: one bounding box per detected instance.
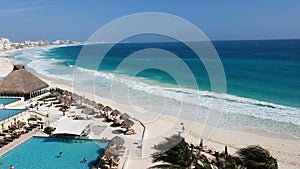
[0,134,21,148]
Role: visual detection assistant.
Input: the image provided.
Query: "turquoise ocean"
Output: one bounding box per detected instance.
[11,40,300,137]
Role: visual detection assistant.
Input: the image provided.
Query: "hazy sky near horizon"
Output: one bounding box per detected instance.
[0,0,299,42]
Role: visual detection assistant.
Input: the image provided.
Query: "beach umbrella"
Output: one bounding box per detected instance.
[96,103,104,110]
[110,109,121,116]
[104,147,119,158]
[110,136,125,147]
[76,104,87,109]
[121,119,134,127]
[120,113,131,120]
[66,91,73,96]
[91,101,97,107]
[62,90,68,96]
[50,91,60,97]
[82,107,94,115]
[76,96,84,103]
[85,99,93,106]
[60,97,66,104]
[103,106,113,112]
[71,93,79,102]
[67,99,73,106]
[56,95,62,102]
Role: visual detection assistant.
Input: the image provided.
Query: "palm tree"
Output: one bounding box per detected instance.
[150,135,192,168]
[211,152,239,169]
[237,145,278,169]
[150,135,277,169]
[150,135,212,169]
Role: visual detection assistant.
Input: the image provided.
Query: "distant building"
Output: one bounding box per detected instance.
[0,38,12,50]
[0,37,80,50]
[22,40,49,47]
[51,40,79,45]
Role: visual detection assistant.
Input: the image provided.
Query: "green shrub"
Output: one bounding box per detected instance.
[38,95,52,101]
[44,126,55,135]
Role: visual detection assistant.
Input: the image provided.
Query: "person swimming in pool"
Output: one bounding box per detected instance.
[10,165,14,169]
[59,152,63,158]
[83,157,87,163]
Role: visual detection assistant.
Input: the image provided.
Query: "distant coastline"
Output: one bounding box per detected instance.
[1,53,299,168]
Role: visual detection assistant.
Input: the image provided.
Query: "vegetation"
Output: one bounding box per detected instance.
[27,117,42,122]
[237,145,278,169]
[27,117,38,121]
[151,135,277,169]
[1,123,4,131]
[44,126,55,135]
[38,94,53,102]
[150,135,211,169]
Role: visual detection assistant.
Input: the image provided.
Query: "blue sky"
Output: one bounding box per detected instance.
[0,0,300,42]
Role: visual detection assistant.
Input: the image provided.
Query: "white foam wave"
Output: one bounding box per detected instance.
[12,47,75,81]
[10,47,300,130]
[75,66,300,126]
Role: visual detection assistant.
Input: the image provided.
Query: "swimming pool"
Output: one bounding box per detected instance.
[0,109,25,121]
[0,137,109,169]
[0,97,21,105]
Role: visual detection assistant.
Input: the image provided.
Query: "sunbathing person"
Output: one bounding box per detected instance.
[125,128,136,135]
[112,158,120,166]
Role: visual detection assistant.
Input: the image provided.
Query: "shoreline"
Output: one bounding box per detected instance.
[1,51,300,168]
[36,67,300,169]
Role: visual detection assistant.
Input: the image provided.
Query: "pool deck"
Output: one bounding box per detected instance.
[0,130,47,156]
[0,92,147,169]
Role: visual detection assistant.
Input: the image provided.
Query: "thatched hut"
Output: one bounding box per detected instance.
[0,65,49,99]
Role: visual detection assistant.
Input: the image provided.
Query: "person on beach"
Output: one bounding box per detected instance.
[181,122,185,132]
[59,152,63,158]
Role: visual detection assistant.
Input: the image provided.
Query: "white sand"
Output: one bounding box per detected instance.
[0,56,299,169]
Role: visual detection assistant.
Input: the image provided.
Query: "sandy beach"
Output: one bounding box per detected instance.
[0,55,299,169]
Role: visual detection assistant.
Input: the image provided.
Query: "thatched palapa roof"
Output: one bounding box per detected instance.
[0,65,49,94]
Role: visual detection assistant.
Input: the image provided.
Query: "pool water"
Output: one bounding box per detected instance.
[0,137,109,169]
[0,109,25,121]
[0,97,21,105]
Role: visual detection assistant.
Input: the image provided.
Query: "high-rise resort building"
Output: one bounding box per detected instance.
[0,65,49,99]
